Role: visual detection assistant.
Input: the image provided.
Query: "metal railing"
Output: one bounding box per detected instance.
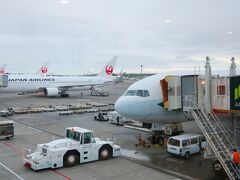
[183,95,240,180]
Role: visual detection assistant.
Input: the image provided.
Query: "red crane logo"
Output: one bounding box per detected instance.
[0,68,4,75]
[40,67,48,75]
[105,65,113,75]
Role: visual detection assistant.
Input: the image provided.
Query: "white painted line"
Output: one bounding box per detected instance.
[0,161,24,180]
[13,121,42,133]
[14,131,42,135]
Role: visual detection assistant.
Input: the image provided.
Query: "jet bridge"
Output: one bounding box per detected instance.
[0,74,8,87]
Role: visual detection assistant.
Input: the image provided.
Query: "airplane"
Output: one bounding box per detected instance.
[115,73,186,125]
[113,70,126,83]
[114,57,236,145]
[0,64,7,76]
[0,56,117,97]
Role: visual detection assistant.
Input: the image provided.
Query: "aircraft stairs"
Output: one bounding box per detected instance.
[183,96,240,180]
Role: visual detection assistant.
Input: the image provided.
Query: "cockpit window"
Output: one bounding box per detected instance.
[125,90,150,97]
[125,90,136,96]
[136,90,143,97]
[144,90,150,97]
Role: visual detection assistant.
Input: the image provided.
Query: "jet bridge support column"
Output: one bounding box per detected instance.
[204,56,211,107]
[229,57,237,76]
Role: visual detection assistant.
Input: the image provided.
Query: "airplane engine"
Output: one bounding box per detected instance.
[44,88,59,96]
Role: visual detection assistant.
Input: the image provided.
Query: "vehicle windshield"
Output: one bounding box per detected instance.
[168,138,180,147]
[66,129,81,141]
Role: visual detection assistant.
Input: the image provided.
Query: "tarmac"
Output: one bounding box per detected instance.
[0,80,228,180]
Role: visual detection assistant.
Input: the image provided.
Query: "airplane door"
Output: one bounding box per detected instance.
[181,75,198,108]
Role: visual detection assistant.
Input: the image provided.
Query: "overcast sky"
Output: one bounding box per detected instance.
[0,0,240,75]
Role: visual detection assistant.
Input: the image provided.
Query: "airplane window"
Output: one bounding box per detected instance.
[125,90,136,96]
[136,90,144,97]
[143,90,150,97]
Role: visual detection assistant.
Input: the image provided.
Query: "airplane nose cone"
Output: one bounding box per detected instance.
[115,96,130,116]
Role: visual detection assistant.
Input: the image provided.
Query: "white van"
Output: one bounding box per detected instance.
[167,134,207,159]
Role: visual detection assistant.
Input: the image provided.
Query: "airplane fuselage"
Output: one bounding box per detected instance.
[115,74,187,124]
[0,75,110,93]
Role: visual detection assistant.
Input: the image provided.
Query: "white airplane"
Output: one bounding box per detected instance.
[114,58,236,144]
[115,73,186,125]
[114,70,126,83]
[0,57,117,97]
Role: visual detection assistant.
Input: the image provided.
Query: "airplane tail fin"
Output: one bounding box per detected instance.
[1,64,7,70]
[0,64,7,75]
[117,70,123,78]
[36,61,50,75]
[97,56,117,78]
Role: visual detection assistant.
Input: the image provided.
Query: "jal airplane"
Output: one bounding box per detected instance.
[0,57,117,97]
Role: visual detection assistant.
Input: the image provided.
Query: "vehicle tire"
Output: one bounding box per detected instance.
[185,151,190,159]
[157,137,164,145]
[100,116,104,121]
[199,148,204,154]
[94,116,97,120]
[99,146,112,160]
[212,160,222,172]
[63,151,80,167]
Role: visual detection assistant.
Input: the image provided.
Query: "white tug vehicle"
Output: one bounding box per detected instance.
[24,127,121,170]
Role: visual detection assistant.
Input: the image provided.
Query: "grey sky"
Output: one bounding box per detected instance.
[0,0,239,75]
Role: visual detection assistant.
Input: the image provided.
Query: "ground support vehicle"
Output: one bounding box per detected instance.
[108,111,132,126]
[94,112,109,121]
[167,134,207,159]
[91,91,109,97]
[0,121,14,139]
[0,109,14,117]
[24,127,121,170]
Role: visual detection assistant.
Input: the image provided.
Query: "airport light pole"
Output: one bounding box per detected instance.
[140,65,143,79]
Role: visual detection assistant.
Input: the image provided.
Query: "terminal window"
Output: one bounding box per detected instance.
[217,85,225,95]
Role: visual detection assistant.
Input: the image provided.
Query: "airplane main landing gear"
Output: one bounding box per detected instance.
[61,94,69,98]
[149,131,165,145]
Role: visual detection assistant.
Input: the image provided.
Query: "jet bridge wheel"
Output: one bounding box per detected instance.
[63,150,80,167]
[212,160,223,172]
[99,145,112,160]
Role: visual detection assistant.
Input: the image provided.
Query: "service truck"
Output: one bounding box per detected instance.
[24,127,121,170]
[0,120,14,139]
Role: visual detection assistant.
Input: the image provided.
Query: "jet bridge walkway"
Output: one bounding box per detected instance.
[183,95,240,180]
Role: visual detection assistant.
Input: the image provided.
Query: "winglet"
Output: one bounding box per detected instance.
[97,56,117,78]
